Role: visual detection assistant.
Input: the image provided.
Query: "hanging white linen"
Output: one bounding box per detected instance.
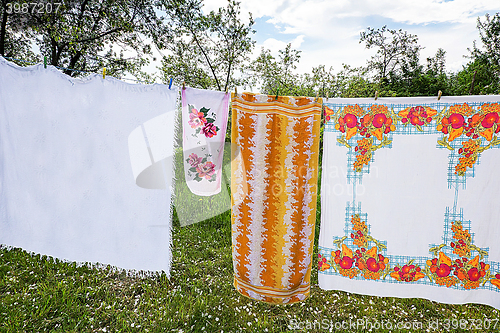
[0,57,176,274]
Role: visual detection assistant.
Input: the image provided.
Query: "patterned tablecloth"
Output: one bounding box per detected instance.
[319,96,500,309]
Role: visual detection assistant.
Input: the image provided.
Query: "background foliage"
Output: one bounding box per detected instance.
[1,1,499,94]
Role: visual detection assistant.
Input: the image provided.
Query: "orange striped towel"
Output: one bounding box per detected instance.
[231,93,322,304]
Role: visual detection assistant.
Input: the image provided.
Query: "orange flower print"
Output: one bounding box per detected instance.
[391,262,425,282]
[334,104,394,173]
[372,113,387,128]
[448,103,475,117]
[318,254,331,271]
[463,109,500,140]
[450,255,489,290]
[343,104,365,117]
[455,139,480,176]
[336,104,395,143]
[492,273,500,289]
[437,113,465,141]
[436,104,475,142]
[369,104,390,115]
[350,214,368,247]
[329,245,359,279]
[344,114,358,128]
[353,138,372,172]
[482,112,499,128]
[426,252,458,287]
[399,106,437,129]
[450,221,471,257]
[324,106,335,122]
[436,103,500,177]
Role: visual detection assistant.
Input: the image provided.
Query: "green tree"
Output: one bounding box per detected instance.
[159,0,255,91]
[0,0,39,63]
[247,46,380,98]
[449,58,496,95]
[309,64,337,98]
[246,44,315,96]
[473,13,500,75]
[334,64,379,98]
[426,48,446,76]
[463,12,500,94]
[411,48,450,96]
[389,48,451,97]
[1,0,162,79]
[244,47,280,93]
[360,25,423,87]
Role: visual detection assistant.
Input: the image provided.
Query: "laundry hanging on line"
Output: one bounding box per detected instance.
[0,57,177,274]
[181,86,230,196]
[173,86,232,226]
[319,96,500,310]
[5,54,500,310]
[231,92,322,304]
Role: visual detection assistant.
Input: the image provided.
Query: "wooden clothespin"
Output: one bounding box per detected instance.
[374,91,379,101]
[326,91,329,101]
[168,78,173,89]
[102,67,106,79]
[315,91,319,102]
[44,56,47,69]
[182,81,186,90]
[437,90,442,101]
[235,87,238,97]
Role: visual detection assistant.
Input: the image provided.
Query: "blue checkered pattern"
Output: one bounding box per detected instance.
[321,101,500,292]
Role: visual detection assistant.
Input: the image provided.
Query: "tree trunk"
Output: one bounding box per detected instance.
[224,60,232,92]
[469,70,477,95]
[64,50,82,76]
[51,37,58,65]
[0,6,8,56]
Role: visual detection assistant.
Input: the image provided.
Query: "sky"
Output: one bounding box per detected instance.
[199,0,500,75]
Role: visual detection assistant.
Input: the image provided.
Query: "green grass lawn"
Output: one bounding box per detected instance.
[1,143,500,332]
[2,203,500,333]
[2,189,500,332]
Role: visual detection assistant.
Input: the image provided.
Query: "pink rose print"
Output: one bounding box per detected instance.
[196,161,216,180]
[188,108,207,129]
[201,123,218,138]
[187,153,203,167]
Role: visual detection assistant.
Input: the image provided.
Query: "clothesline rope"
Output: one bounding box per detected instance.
[1,56,155,85]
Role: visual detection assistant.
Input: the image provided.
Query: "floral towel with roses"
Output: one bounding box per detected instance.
[319,95,500,310]
[181,87,230,196]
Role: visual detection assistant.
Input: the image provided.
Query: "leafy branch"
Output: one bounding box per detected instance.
[470,244,489,260]
[424,266,434,283]
[429,243,446,257]
[478,135,500,153]
[371,135,392,151]
[366,235,387,252]
[382,265,392,280]
[333,236,347,249]
[437,137,454,150]
[337,135,352,148]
